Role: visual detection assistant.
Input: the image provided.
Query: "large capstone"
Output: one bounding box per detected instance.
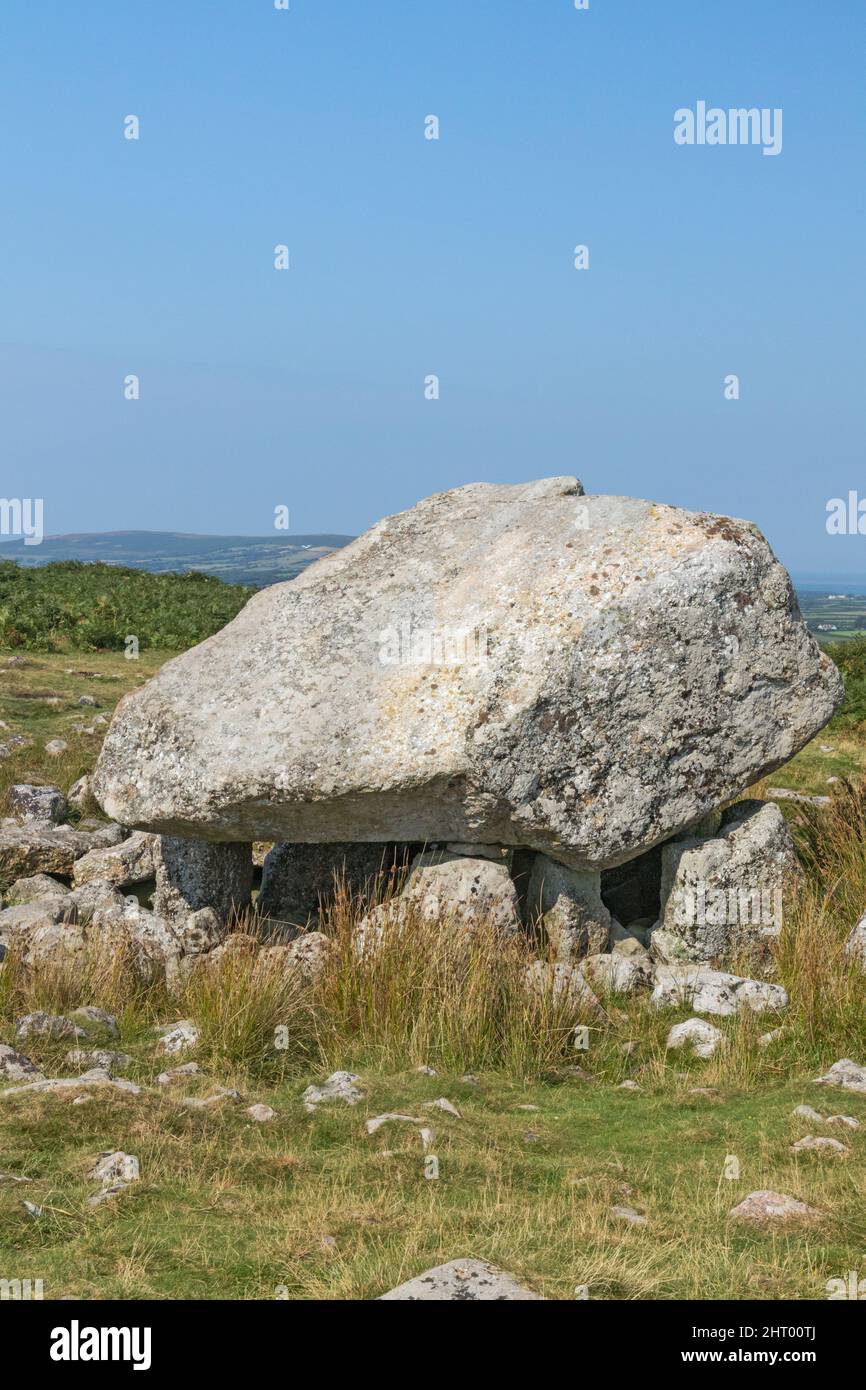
[92,478,841,870]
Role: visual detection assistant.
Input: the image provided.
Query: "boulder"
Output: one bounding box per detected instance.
[665,1017,725,1059]
[7,784,67,826]
[655,800,800,966]
[15,1011,83,1042]
[153,835,252,925]
[72,831,158,889]
[301,1070,364,1112]
[4,874,70,906]
[378,1257,542,1301]
[526,855,611,959]
[92,480,841,869]
[258,842,410,928]
[651,965,788,1017]
[581,950,652,995]
[0,1043,45,1083]
[0,824,94,879]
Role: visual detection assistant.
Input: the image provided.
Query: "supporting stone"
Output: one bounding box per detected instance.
[525,854,611,960]
[153,836,253,926]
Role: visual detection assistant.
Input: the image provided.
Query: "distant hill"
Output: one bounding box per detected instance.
[0,531,354,587]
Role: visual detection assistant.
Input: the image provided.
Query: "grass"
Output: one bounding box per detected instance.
[3,638,866,1299]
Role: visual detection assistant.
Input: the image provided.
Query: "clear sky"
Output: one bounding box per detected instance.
[1,1,864,575]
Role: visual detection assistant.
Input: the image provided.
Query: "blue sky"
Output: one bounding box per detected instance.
[1,0,864,575]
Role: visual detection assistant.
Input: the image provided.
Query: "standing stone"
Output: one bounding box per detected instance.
[653,800,801,966]
[92,479,841,869]
[153,836,252,925]
[526,854,610,959]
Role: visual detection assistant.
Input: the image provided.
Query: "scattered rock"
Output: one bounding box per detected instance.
[7,784,67,826]
[415,1065,438,1077]
[246,1103,277,1122]
[814,1058,866,1094]
[87,1183,130,1207]
[791,1135,849,1157]
[181,1087,243,1110]
[758,1027,786,1049]
[78,695,100,708]
[665,1017,725,1059]
[4,873,70,906]
[844,913,866,969]
[15,1011,83,1042]
[379,1257,543,1301]
[729,1191,822,1225]
[651,965,787,1017]
[72,831,158,889]
[90,1151,140,1185]
[44,739,68,757]
[523,960,603,1016]
[156,1062,201,1086]
[302,1070,364,1112]
[22,1199,44,1218]
[423,1097,462,1118]
[365,1113,423,1135]
[0,823,94,879]
[825,1114,859,1130]
[792,1105,824,1123]
[65,1049,132,1075]
[0,1076,141,1098]
[67,775,92,807]
[610,1204,647,1225]
[0,1042,45,1083]
[617,1079,641,1091]
[581,950,652,995]
[154,1020,199,1056]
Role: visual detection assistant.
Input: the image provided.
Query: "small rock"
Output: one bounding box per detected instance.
[365,1113,423,1135]
[793,1105,824,1123]
[379,1258,543,1301]
[22,1200,44,1218]
[154,1019,199,1056]
[90,1151,140,1185]
[665,1017,725,1059]
[156,1062,201,1086]
[4,872,70,905]
[301,1071,364,1112]
[610,1204,647,1225]
[423,1097,461,1118]
[617,1079,640,1091]
[758,1027,786,1049]
[791,1135,849,1157]
[415,1065,438,1077]
[0,1042,45,1083]
[246,1103,277,1122]
[65,1049,132,1075]
[814,1058,866,1094]
[78,695,100,708]
[44,739,69,757]
[15,1011,82,1042]
[825,1114,860,1130]
[729,1190,822,1225]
